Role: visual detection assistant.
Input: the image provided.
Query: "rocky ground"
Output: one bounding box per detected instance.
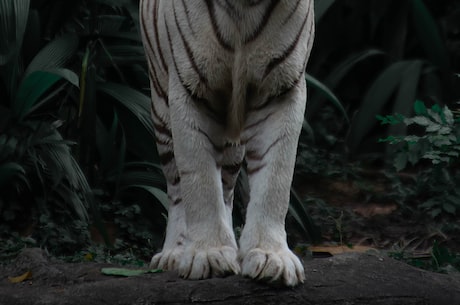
[0,248,459,305]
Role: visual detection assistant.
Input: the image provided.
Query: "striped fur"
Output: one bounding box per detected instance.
[140,0,314,286]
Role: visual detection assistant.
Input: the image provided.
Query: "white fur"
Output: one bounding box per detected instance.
[141,0,315,286]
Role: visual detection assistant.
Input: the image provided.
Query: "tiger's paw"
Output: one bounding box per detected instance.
[150,247,184,271]
[240,248,305,286]
[178,245,240,279]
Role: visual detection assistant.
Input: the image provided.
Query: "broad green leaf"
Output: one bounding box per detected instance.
[308,49,384,117]
[410,116,432,127]
[288,189,321,243]
[442,203,456,215]
[13,71,61,120]
[0,162,28,188]
[443,106,454,125]
[411,0,450,70]
[101,267,162,277]
[394,153,408,171]
[327,49,385,90]
[121,185,169,211]
[426,124,442,133]
[119,170,165,188]
[45,68,79,87]
[414,100,428,115]
[388,60,423,136]
[0,0,30,65]
[314,0,336,22]
[24,34,79,76]
[347,61,418,152]
[97,82,155,137]
[305,73,349,123]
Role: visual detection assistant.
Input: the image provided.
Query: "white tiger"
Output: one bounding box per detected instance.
[139,0,314,286]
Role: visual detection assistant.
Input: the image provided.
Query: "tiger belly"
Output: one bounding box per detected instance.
[140,0,314,286]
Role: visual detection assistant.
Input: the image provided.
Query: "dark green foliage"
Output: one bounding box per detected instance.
[378,101,460,218]
[0,0,167,256]
[307,0,459,154]
[378,100,460,168]
[0,0,91,254]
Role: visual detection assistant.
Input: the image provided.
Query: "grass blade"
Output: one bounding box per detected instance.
[347,61,420,152]
[411,0,450,70]
[305,73,349,123]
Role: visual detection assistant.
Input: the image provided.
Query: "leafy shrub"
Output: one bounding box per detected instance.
[307,0,459,155]
[378,100,460,169]
[0,0,168,256]
[378,100,460,217]
[0,1,91,254]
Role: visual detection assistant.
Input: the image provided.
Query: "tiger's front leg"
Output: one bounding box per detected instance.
[239,80,307,286]
[164,78,240,280]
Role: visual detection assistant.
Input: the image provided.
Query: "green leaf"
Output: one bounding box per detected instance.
[314,0,337,22]
[347,61,418,152]
[0,162,29,188]
[97,82,155,137]
[308,49,384,118]
[101,267,162,277]
[44,68,79,87]
[0,0,30,65]
[414,100,428,115]
[24,34,79,76]
[388,60,423,136]
[121,185,169,211]
[13,71,61,120]
[327,49,385,90]
[409,116,432,127]
[442,203,456,215]
[288,189,321,243]
[305,73,349,123]
[411,0,450,70]
[394,153,408,171]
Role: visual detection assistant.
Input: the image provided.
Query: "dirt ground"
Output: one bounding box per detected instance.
[1,248,459,305]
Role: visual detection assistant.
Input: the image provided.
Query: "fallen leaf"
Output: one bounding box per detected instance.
[101,267,162,277]
[8,271,32,283]
[84,253,94,261]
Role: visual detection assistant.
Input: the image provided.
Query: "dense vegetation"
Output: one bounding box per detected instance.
[0,0,459,270]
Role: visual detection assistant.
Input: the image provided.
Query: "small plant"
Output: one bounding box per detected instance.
[378,100,460,170]
[378,100,460,218]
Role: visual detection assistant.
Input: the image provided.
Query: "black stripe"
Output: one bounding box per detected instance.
[244,0,279,44]
[222,163,242,176]
[148,66,167,100]
[263,7,310,79]
[173,2,208,86]
[159,151,175,166]
[282,0,303,26]
[172,175,180,186]
[152,1,168,73]
[245,111,275,131]
[218,0,240,21]
[246,136,282,175]
[246,137,282,161]
[181,0,196,37]
[247,164,266,175]
[250,77,301,112]
[151,103,172,139]
[165,8,225,124]
[204,0,234,51]
[195,127,225,153]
